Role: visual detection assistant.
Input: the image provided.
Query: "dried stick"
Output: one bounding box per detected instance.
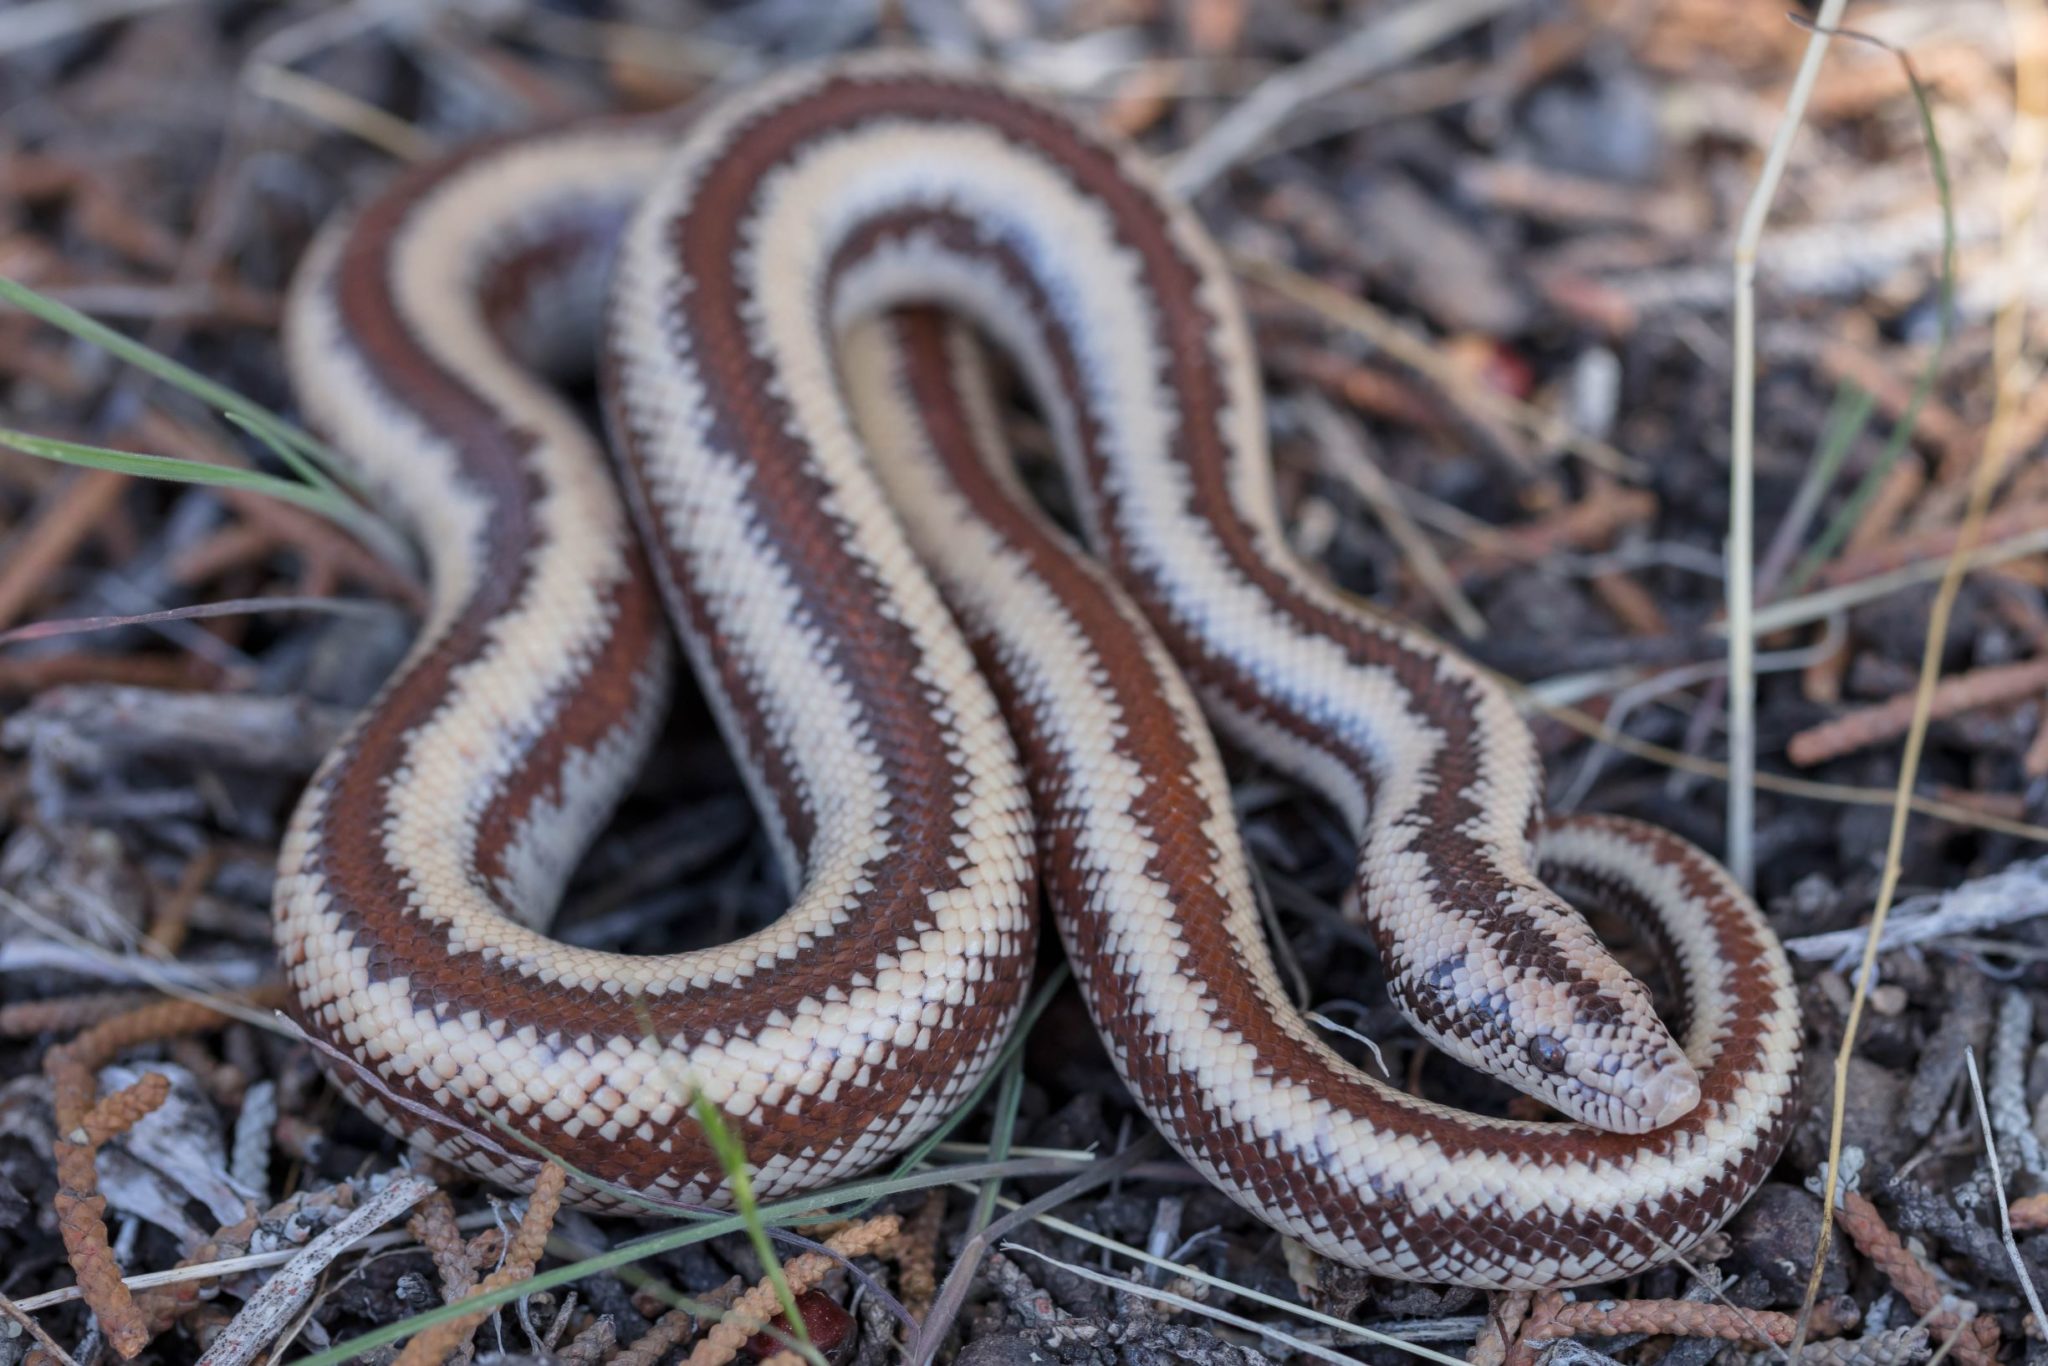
[1297,393,1486,637]
[1787,658,2048,766]
[45,995,277,1359]
[1525,1297,1800,1345]
[392,1165,568,1366]
[1167,0,1514,195]
[684,1215,900,1366]
[0,1289,82,1366]
[147,847,221,958]
[1727,0,1850,890]
[193,1174,438,1366]
[0,469,128,631]
[1835,1190,2000,1366]
[407,1193,479,1366]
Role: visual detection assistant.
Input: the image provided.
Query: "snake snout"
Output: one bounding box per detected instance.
[1640,1059,1703,1128]
[1544,981,1703,1134]
[1394,946,1703,1135]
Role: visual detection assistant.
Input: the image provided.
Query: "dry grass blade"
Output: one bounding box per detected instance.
[1481,658,2048,845]
[972,1189,1467,1365]
[1726,0,1850,890]
[0,1289,83,1366]
[246,65,437,161]
[1165,0,1516,195]
[0,596,387,648]
[1964,1046,2048,1328]
[1001,1241,1397,1366]
[912,1138,1159,1366]
[1781,27,1960,600]
[1748,525,2048,636]
[1298,393,1487,637]
[1235,254,1638,476]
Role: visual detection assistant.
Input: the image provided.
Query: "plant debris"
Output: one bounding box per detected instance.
[3,1,2047,1363]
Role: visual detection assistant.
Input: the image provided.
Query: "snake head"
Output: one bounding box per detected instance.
[1388,899,1701,1135]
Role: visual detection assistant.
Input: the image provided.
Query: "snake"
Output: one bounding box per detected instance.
[277,53,1801,1288]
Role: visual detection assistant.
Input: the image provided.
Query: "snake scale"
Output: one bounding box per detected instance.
[277,54,1801,1288]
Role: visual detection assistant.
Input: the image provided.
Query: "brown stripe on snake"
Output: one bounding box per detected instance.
[606,108,1046,1112]
[899,102,1675,1093]
[284,54,1798,1278]
[283,120,1036,1206]
[823,205,1634,1069]
[856,307,1795,1282]
[307,149,671,950]
[287,167,679,1184]
[757,58,1794,1286]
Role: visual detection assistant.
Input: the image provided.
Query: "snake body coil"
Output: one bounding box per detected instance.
[279,56,1800,1288]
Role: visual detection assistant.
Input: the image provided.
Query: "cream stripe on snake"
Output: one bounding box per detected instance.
[280,53,1800,1285]
[281,119,1037,1207]
[838,309,1797,1282]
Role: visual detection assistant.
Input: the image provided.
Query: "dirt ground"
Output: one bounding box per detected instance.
[2,1,2045,1363]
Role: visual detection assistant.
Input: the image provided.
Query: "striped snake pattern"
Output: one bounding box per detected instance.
[278,55,1801,1287]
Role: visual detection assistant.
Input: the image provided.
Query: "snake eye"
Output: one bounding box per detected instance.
[1526,1034,1569,1075]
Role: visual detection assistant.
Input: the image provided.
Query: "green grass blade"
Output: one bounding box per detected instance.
[1781,42,1955,596]
[0,425,405,574]
[968,1059,1025,1239]
[223,409,340,499]
[1756,382,1874,594]
[0,274,371,502]
[1,426,345,519]
[286,1158,1058,1366]
[690,1093,818,1362]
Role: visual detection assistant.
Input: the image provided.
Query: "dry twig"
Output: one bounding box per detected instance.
[684,1215,900,1366]
[1443,477,1656,581]
[0,1289,82,1366]
[0,470,129,631]
[44,994,280,1359]
[887,1191,946,1322]
[1787,657,2048,765]
[1834,1190,2000,1366]
[146,847,220,957]
[1166,0,1515,195]
[193,1174,438,1366]
[1525,1296,1802,1345]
